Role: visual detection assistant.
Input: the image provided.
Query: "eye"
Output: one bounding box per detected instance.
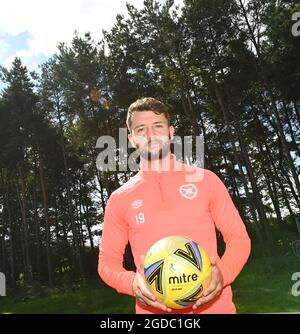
[136,127,145,133]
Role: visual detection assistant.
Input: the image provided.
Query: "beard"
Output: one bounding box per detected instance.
[138,135,172,161]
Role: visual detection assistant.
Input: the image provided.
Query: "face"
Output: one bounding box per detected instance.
[128,111,174,161]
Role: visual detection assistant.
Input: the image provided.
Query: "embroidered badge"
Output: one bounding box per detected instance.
[179,184,198,200]
[131,199,143,209]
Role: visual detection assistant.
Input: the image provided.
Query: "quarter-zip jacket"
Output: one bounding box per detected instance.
[98,155,251,314]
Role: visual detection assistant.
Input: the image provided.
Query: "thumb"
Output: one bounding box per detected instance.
[210,255,217,267]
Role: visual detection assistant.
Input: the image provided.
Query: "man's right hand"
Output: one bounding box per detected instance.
[132,255,172,312]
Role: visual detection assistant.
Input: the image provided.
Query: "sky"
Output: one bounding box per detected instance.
[0,0,183,75]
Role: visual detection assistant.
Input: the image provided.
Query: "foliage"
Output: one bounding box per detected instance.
[0,0,299,294]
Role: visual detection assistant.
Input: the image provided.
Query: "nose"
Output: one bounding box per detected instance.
[145,125,156,139]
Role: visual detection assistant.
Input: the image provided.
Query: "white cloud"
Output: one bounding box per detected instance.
[0,0,144,70]
[0,0,183,71]
[0,38,9,57]
[3,0,141,53]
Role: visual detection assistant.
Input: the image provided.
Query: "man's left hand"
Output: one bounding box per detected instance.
[192,256,224,310]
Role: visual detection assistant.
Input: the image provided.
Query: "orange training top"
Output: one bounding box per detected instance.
[98,155,251,314]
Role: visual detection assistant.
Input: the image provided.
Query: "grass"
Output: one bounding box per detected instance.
[233,253,300,313]
[1,253,299,314]
[0,281,135,314]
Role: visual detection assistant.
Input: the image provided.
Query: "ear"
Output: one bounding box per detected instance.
[128,133,137,148]
[169,125,175,140]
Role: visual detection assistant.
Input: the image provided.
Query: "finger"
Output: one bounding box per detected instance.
[137,296,147,306]
[138,254,157,301]
[136,280,172,312]
[192,293,214,309]
[149,300,172,312]
[210,255,217,266]
[193,282,222,309]
[138,255,145,274]
[135,285,153,303]
[136,287,171,312]
[139,283,156,301]
[135,271,157,301]
[140,300,172,312]
[202,267,218,297]
[193,295,212,309]
[203,279,217,297]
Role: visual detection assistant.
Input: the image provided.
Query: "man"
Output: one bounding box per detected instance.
[98,97,251,314]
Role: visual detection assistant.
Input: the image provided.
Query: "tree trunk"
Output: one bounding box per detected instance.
[292,100,300,126]
[54,195,63,275]
[5,187,15,287]
[260,160,284,230]
[85,205,95,252]
[205,18,270,240]
[281,100,300,157]
[238,0,300,197]
[167,51,212,168]
[253,110,299,222]
[57,106,85,282]
[217,133,248,224]
[79,172,95,253]
[38,153,54,287]
[253,105,300,208]
[92,149,106,213]
[214,85,265,243]
[32,177,41,285]
[234,120,271,241]
[16,164,33,286]
[0,215,6,274]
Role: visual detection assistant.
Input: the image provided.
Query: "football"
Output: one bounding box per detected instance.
[144,235,212,309]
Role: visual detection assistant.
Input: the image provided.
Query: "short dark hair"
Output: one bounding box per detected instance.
[126,97,170,131]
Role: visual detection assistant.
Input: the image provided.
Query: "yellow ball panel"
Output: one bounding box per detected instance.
[144,235,212,309]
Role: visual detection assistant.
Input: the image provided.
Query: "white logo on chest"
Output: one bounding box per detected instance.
[179,184,198,200]
[131,199,143,209]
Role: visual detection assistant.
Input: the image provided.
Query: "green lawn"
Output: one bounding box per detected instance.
[1,254,299,314]
[0,282,135,314]
[233,253,300,313]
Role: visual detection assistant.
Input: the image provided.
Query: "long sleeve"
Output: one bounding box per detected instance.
[208,171,251,287]
[98,193,135,296]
